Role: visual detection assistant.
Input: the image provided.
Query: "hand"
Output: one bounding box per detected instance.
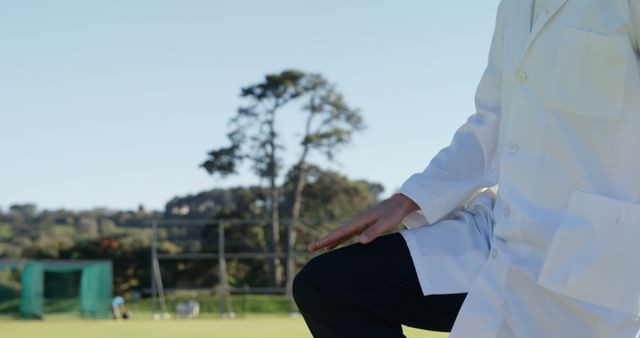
[308,193,419,252]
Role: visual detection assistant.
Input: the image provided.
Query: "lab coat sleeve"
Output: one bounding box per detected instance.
[399,2,506,228]
[631,0,640,52]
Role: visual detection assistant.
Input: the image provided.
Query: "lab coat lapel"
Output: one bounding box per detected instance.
[511,0,534,62]
[521,0,570,54]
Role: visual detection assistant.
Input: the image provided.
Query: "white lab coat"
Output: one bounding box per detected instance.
[399,0,640,337]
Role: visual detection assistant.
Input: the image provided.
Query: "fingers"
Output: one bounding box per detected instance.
[307,195,410,251]
[358,196,410,244]
[358,219,392,245]
[308,222,360,252]
[308,214,373,252]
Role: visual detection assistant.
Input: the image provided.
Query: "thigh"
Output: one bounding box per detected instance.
[298,233,466,332]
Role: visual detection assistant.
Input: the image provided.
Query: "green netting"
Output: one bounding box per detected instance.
[20,261,112,319]
[79,263,112,318]
[44,270,82,313]
[20,261,44,317]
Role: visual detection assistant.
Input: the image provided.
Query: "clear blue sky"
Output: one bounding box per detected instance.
[0,0,499,211]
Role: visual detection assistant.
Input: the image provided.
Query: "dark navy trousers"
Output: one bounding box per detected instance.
[293,233,467,338]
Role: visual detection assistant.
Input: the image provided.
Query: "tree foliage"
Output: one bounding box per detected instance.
[0,169,382,296]
[201,70,363,286]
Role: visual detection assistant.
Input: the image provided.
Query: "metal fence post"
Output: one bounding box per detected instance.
[151,220,157,318]
[286,219,297,314]
[217,221,233,316]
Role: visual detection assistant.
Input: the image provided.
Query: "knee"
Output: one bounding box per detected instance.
[292,267,311,309]
[292,254,331,309]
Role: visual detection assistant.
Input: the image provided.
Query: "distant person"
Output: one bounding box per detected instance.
[293,1,640,338]
[111,296,131,319]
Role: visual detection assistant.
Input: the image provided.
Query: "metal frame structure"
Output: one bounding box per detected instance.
[149,219,319,318]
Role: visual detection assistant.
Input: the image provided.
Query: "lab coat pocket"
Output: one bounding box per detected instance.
[545,28,631,120]
[538,190,640,316]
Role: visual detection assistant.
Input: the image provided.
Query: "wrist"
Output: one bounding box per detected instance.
[391,193,419,216]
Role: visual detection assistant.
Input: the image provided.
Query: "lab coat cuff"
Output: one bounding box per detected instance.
[398,182,450,229]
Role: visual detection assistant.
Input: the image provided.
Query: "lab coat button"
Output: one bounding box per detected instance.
[517,71,528,82]
[491,248,498,259]
[508,143,519,155]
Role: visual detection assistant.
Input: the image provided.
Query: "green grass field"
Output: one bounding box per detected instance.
[0,314,448,338]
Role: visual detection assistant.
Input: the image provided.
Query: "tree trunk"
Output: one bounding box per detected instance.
[286,109,315,299]
[286,159,308,307]
[267,112,283,288]
[269,180,283,287]
[290,161,308,225]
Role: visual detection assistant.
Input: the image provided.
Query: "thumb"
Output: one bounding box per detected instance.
[359,219,393,245]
